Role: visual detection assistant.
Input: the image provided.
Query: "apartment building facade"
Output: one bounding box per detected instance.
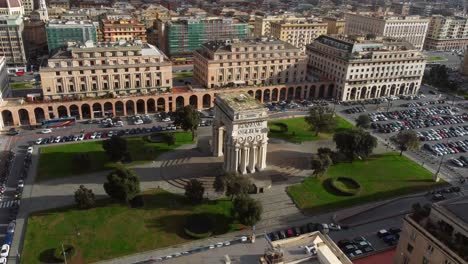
[253,15,303,37]
[306,35,425,101]
[322,17,346,35]
[40,41,172,99]
[270,19,328,50]
[100,19,147,43]
[46,20,99,52]
[0,56,10,101]
[0,15,27,73]
[193,39,307,89]
[344,13,429,50]
[424,15,468,51]
[394,196,467,264]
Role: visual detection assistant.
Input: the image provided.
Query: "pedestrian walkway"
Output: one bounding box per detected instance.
[0,199,17,208]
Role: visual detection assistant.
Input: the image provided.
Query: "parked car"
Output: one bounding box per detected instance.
[377,229,389,238]
[329,223,341,230]
[432,193,445,201]
[27,146,33,154]
[0,244,9,257]
[35,138,42,145]
[41,129,52,134]
[17,180,24,188]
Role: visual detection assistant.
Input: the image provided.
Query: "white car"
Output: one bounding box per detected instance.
[208,245,215,249]
[35,138,42,145]
[54,136,61,143]
[90,132,97,139]
[78,134,85,141]
[18,180,24,188]
[329,223,341,230]
[27,146,33,154]
[162,117,171,122]
[223,241,230,246]
[240,236,248,242]
[41,129,52,134]
[0,257,6,264]
[0,244,9,258]
[216,242,223,248]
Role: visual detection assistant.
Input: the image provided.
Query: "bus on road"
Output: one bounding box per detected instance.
[41,117,76,128]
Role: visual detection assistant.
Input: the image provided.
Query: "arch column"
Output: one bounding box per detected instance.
[29,112,36,125]
[197,96,203,111]
[257,141,267,171]
[78,105,83,119]
[248,144,257,173]
[239,146,248,175]
[12,111,20,126]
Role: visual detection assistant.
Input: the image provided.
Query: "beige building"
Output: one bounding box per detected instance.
[270,19,328,50]
[307,35,425,101]
[193,39,307,89]
[40,41,172,99]
[344,13,429,50]
[133,4,170,28]
[0,15,27,73]
[323,17,346,35]
[253,14,303,37]
[100,19,147,43]
[424,15,468,51]
[394,195,468,264]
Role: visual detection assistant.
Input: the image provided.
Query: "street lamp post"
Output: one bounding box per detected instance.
[434,154,445,182]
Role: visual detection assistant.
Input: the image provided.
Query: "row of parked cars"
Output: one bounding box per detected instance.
[372,114,467,133]
[345,107,366,114]
[449,156,468,167]
[404,100,447,108]
[337,236,375,259]
[423,140,468,156]
[266,223,341,242]
[417,126,468,141]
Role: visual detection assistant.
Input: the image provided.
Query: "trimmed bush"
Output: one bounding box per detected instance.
[184,214,214,239]
[329,177,361,196]
[270,122,288,133]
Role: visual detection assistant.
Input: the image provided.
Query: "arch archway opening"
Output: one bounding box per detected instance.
[92,103,103,118]
[57,105,68,118]
[70,105,80,119]
[202,94,211,109]
[34,108,46,123]
[1,110,13,127]
[81,104,91,119]
[18,109,30,125]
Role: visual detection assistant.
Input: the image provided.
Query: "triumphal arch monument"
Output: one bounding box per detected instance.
[212,93,268,174]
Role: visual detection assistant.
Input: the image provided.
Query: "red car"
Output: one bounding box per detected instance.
[84,133,92,139]
[286,229,294,237]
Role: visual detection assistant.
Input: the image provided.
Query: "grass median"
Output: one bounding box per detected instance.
[288,152,444,214]
[37,132,192,181]
[268,116,353,143]
[21,189,236,264]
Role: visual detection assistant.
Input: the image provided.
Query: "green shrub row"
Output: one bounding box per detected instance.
[329,177,361,196]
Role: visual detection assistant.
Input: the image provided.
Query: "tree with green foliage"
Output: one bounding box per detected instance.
[213,173,228,194]
[333,128,377,162]
[425,65,459,92]
[163,133,176,146]
[74,185,95,209]
[213,172,252,200]
[232,195,262,226]
[184,179,205,204]
[305,106,337,136]
[310,154,332,177]
[355,114,371,129]
[174,105,201,141]
[103,166,140,203]
[393,130,420,156]
[102,136,128,161]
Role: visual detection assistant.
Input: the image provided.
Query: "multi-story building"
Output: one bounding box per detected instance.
[306,35,425,101]
[395,195,468,264]
[40,41,172,99]
[0,57,10,101]
[323,17,346,35]
[193,38,307,89]
[48,0,70,9]
[253,14,303,37]
[410,3,433,16]
[0,0,23,16]
[424,15,468,51]
[21,0,34,15]
[100,19,147,43]
[23,18,47,62]
[0,15,26,73]
[391,2,411,15]
[46,20,99,52]
[270,19,328,50]
[133,4,169,28]
[344,13,429,50]
[157,17,249,62]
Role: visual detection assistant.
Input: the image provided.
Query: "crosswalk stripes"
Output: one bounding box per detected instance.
[0,200,16,208]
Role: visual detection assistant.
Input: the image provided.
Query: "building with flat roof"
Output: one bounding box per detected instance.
[262,231,353,263]
[0,15,26,73]
[100,19,146,43]
[40,40,172,99]
[394,195,468,264]
[46,19,99,52]
[270,19,328,51]
[323,17,346,35]
[344,13,429,50]
[0,56,10,100]
[424,15,468,51]
[306,35,425,101]
[156,17,249,61]
[194,38,307,89]
[253,14,303,37]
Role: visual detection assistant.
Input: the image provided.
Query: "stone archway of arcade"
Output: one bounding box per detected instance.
[0,83,332,127]
[345,82,418,101]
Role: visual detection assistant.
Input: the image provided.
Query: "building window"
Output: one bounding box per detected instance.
[402,255,410,264]
[407,244,413,253]
[427,245,434,255]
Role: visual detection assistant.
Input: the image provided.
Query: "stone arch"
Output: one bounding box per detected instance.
[18,109,30,125]
[263,89,271,102]
[189,95,198,108]
[318,85,325,98]
[115,101,124,116]
[380,85,387,97]
[1,110,13,126]
[136,99,145,114]
[157,98,165,112]
[408,83,415,94]
[70,104,80,119]
[255,90,262,101]
[328,84,334,97]
[390,84,396,95]
[57,105,68,118]
[202,94,211,108]
[175,96,184,110]
[370,86,377,98]
[81,104,91,119]
[310,86,316,99]
[287,87,294,100]
[92,103,103,118]
[295,86,302,99]
[360,87,367,99]
[147,98,156,113]
[126,100,135,115]
[104,102,113,117]
[279,88,287,100]
[399,83,405,95]
[350,88,357,100]
[272,88,278,101]
[34,107,45,123]
[248,90,254,97]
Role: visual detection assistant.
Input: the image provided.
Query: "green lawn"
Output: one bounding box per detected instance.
[173,72,193,78]
[288,152,444,214]
[426,56,447,62]
[268,116,353,143]
[10,81,35,89]
[37,133,192,181]
[22,189,236,264]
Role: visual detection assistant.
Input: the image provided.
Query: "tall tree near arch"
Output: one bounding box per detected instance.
[174,105,201,141]
[305,106,337,136]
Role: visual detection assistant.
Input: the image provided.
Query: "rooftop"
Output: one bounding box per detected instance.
[313,35,417,53]
[0,0,21,8]
[47,19,98,27]
[201,38,299,53]
[437,195,468,225]
[217,93,264,112]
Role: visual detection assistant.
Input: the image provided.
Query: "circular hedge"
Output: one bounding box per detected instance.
[184,214,214,239]
[52,244,75,262]
[329,177,361,196]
